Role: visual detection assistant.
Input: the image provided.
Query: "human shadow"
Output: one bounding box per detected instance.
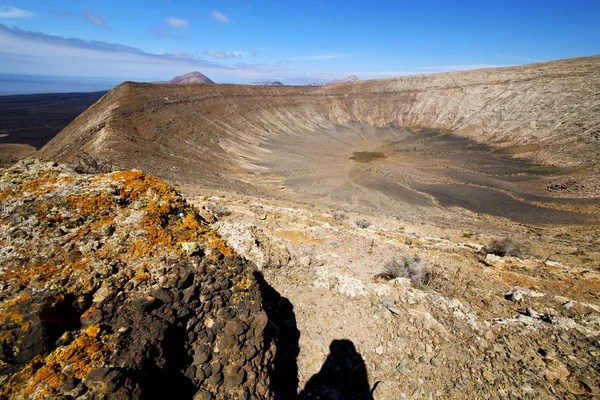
[298,339,374,400]
[254,271,300,400]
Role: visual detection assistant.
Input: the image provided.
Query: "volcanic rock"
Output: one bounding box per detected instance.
[0,158,274,399]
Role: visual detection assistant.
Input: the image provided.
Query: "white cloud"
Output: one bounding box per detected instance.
[290,53,349,61]
[211,10,231,23]
[0,24,509,85]
[0,6,36,18]
[204,49,243,59]
[165,17,189,30]
[0,24,283,82]
[83,10,108,29]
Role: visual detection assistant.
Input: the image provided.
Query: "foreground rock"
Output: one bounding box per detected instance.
[0,159,274,399]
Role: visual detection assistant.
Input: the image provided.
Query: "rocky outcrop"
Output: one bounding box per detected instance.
[0,159,275,399]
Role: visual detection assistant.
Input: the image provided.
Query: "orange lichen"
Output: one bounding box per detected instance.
[80,306,100,320]
[135,268,150,282]
[3,294,31,308]
[131,239,152,257]
[19,175,59,195]
[86,324,101,338]
[16,330,111,398]
[66,193,115,216]
[0,187,17,202]
[237,276,253,291]
[112,170,177,203]
[182,212,204,231]
[207,234,236,258]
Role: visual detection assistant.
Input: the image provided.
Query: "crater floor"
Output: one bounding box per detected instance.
[246,124,597,228]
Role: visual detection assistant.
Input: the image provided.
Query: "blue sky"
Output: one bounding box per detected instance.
[0,0,599,85]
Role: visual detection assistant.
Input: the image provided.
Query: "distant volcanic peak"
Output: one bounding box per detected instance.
[253,81,284,86]
[169,71,214,84]
[327,75,361,85]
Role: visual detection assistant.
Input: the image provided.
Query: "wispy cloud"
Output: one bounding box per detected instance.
[211,10,231,23]
[289,53,350,61]
[83,9,108,29]
[0,6,36,18]
[165,17,189,30]
[204,49,243,59]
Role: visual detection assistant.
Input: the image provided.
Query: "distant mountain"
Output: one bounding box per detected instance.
[168,72,214,84]
[326,75,360,85]
[252,81,284,86]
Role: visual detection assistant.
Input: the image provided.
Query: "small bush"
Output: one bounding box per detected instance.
[485,237,526,258]
[70,151,115,174]
[356,219,372,229]
[462,233,473,239]
[380,255,439,287]
[204,203,232,218]
[333,213,347,221]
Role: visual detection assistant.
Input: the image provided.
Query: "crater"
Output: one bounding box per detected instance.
[37,59,600,229]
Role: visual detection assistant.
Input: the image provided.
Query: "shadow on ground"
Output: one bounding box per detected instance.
[255,271,300,399]
[255,271,373,399]
[298,339,374,400]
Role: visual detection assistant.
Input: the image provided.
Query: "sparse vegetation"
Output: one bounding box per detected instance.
[379,254,439,287]
[70,151,116,174]
[484,237,526,258]
[355,219,371,229]
[205,202,232,218]
[462,233,473,239]
[333,212,347,221]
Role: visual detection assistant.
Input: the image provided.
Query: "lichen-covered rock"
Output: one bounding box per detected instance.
[214,221,291,269]
[0,158,275,399]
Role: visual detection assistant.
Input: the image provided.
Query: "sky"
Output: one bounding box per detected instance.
[0,0,599,88]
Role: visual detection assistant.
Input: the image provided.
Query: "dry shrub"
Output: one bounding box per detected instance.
[333,213,347,221]
[204,203,232,218]
[380,255,440,287]
[355,219,371,229]
[485,237,526,258]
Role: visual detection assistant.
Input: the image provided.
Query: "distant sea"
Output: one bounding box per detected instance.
[0,74,123,96]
